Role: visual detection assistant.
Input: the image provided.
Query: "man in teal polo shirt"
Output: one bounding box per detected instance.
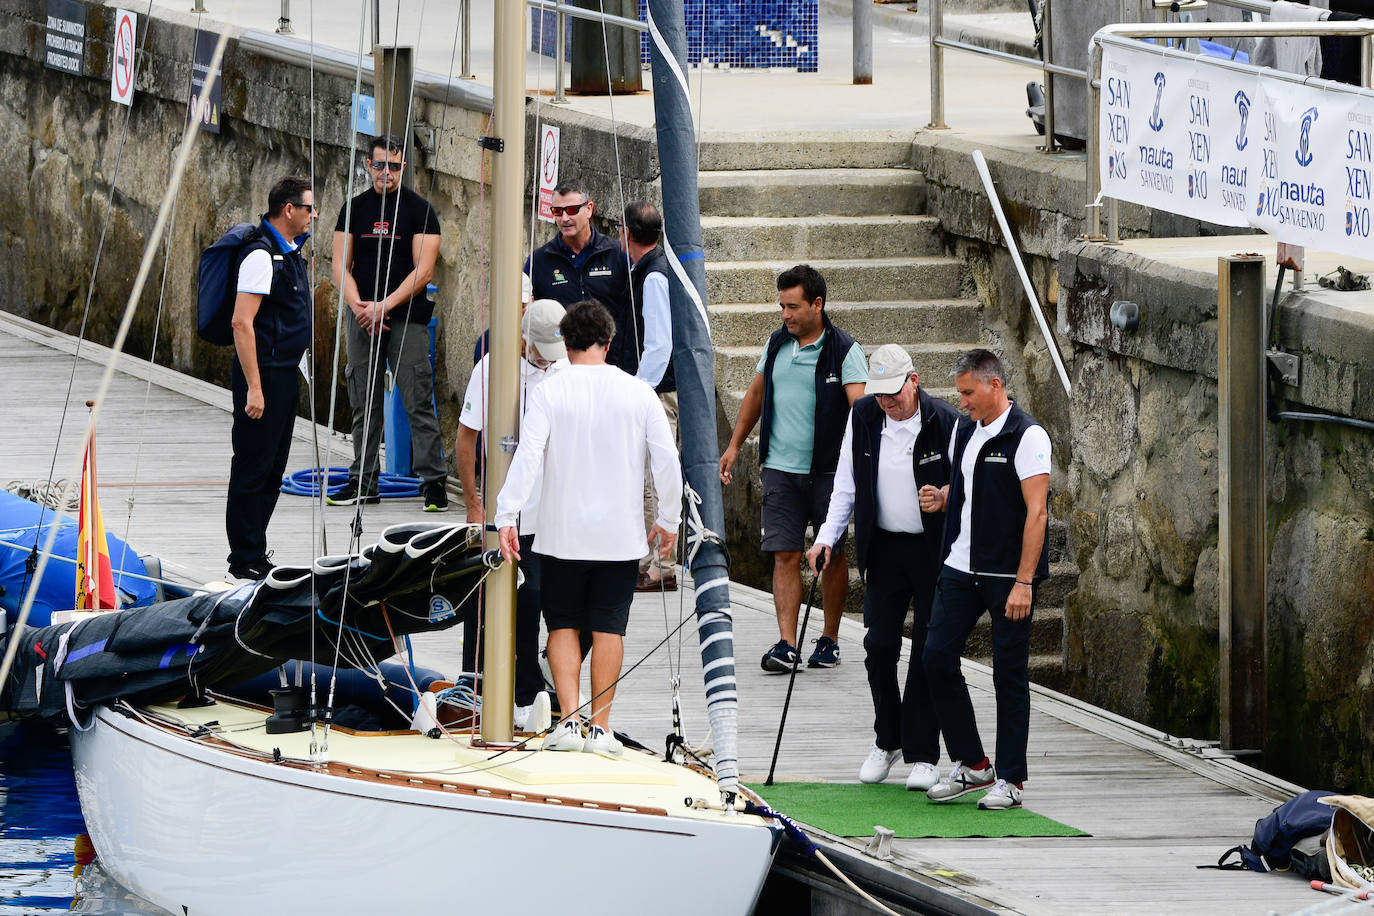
[720,264,867,671]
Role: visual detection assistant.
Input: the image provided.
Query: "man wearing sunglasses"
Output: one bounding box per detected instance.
[527,179,631,369]
[331,133,447,511]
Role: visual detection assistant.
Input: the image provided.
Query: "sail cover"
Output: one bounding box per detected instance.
[645,0,741,796]
[0,522,490,722]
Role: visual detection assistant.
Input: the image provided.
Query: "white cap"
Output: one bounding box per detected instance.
[522,298,567,361]
[865,344,914,395]
[521,272,532,304]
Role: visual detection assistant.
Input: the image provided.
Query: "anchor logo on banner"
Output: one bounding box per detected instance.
[1234,91,1250,151]
[1149,72,1167,132]
[1296,106,1319,166]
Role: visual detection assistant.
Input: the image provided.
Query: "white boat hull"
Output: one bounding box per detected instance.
[71,705,778,915]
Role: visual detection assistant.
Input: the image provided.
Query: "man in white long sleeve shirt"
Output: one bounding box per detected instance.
[620,201,679,593]
[806,345,960,790]
[496,300,681,755]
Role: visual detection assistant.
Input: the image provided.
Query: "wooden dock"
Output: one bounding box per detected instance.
[2,311,1325,915]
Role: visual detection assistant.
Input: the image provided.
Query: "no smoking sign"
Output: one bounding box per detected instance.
[110,8,136,106]
[537,125,560,222]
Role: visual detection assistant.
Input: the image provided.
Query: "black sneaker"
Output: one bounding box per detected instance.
[807,635,841,668]
[228,556,275,581]
[327,481,380,506]
[760,639,799,673]
[422,480,449,512]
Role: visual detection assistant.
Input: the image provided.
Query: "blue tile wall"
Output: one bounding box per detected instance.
[532,2,818,73]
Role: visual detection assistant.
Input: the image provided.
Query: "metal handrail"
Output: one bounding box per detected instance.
[1087,21,1374,242]
[525,0,649,104]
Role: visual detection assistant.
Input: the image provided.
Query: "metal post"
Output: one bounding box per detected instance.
[460,0,474,79]
[927,0,946,128]
[191,0,205,11]
[1085,41,1103,239]
[276,0,292,34]
[553,4,567,104]
[1041,0,1056,152]
[853,0,872,85]
[373,46,416,187]
[1217,255,1267,756]
[1362,35,1372,88]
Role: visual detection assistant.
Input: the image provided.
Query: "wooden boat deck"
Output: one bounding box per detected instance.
[2,311,1326,915]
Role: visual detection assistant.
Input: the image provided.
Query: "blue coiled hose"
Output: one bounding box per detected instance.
[280,467,422,500]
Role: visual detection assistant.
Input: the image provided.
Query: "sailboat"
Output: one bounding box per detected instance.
[0,2,780,913]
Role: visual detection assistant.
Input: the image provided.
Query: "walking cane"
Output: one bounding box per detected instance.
[765,553,824,786]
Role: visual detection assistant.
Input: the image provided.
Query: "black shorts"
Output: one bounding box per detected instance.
[538,554,639,636]
[760,468,847,553]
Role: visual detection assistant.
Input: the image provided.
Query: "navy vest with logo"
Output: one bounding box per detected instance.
[758,313,856,476]
[849,389,960,577]
[241,219,311,369]
[622,244,676,393]
[528,229,631,367]
[942,402,1051,579]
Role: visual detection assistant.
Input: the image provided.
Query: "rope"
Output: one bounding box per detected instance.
[279,466,420,499]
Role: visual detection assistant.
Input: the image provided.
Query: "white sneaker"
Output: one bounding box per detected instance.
[858,742,902,784]
[543,718,585,752]
[905,761,940,791]
[977,778,1023,810]
[513,691,552,733]
[583,724,623,757]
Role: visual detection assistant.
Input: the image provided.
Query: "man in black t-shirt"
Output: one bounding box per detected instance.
[330,134,447,510]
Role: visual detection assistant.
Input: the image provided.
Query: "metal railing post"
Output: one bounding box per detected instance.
[853,0,872,85]
[927,0,946,128]
[461,0,474,79]
[1086,41,1103,239]
[191,0,204,11]
[553,2,567,104]
[1041,0,1056,152]
[276,0,292,34]
[1363,34,1372,88]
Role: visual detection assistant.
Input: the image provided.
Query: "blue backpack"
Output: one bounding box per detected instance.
[197,223,272,345]
[1208,790,1334,881]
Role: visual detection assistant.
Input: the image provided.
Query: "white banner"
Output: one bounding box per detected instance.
[1100,41,1374,257]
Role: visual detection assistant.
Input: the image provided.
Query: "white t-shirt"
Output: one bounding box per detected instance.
[494,363,682,562]
[458,353,562,535]
[943,404,1051,576]
[237,233,298,295]
[815,407,924,548]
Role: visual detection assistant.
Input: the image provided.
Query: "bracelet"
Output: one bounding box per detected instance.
[1015,580,1033,588]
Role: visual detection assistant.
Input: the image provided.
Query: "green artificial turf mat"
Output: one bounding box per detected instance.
[747,782,1089,839]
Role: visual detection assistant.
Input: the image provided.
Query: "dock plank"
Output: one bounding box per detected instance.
[1,311,1320,915]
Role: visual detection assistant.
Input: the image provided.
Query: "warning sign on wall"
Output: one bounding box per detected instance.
[110,9,137,106]
[536,125,560,223]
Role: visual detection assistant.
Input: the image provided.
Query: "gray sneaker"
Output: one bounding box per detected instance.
[926,761,996,802]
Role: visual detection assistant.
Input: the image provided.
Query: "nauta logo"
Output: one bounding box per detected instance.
[1149,72,1166,132]
[1275,179,1325,205]
[1138,144,1174,168]
[1296,106,1319,167]
[1234,90,1250,151]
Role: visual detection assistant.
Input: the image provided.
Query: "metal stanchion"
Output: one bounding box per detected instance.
[927,0,946,128]
[276,0,292,34]
[853,0,872,85]
[553,3,567,104]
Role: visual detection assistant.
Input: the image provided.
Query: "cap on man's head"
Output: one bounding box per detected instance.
[865,344,914,395]
[521,272,532,305]
[522,298,567,361]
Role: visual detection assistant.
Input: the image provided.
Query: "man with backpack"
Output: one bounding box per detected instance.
[329,134,446,511]
[224,175,315,580]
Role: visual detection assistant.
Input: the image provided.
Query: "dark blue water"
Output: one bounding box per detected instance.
[0,722,164,915]
[0,721,83,914]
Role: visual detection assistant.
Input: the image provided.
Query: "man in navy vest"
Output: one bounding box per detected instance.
[918,349,1051,811]
[720,265,867,672]
[807,344,959,789]
[226,175,315,580]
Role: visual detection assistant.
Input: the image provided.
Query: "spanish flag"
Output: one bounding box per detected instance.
[75,429,118,611]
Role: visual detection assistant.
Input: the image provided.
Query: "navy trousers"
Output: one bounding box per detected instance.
[464,534,543,706]
[921,568,1034,785]
[226,363,298,567]
[862,529,943,764]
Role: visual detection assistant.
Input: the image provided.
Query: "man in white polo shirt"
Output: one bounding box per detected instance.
[456,296,566,727]
[495,300,681,755]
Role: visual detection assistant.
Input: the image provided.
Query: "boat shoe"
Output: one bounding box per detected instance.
[543,719,585,752]
[583,725,623,757]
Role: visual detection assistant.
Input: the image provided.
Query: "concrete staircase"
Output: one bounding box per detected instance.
[698,145,1075,688]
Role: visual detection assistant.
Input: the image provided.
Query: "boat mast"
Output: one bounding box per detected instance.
[645,0,741,798]
[479,0,527,743]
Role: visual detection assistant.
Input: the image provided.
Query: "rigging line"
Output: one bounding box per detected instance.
[20,0,159,609]
[0,22,236,689]
[305,0,327,561]
[594,0,640,363]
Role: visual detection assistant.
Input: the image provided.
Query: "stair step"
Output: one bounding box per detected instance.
[715,342,978,394]
[702,215,944,262]
[699,169,927,217]
[706,257,964,305]
[964,605,1064,657]
[719,386,961,427]
[697,134,917,171]
[709,300,985,347]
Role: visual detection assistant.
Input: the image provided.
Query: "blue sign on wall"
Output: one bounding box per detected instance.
[353,93,376,135]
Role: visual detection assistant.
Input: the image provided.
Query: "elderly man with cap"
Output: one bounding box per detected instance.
[807,344,960,789]
[455,295,567,729]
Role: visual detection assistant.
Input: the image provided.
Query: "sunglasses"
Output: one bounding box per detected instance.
[369,160,403,173]
[549,201,591,217]
[289,200,316,212]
